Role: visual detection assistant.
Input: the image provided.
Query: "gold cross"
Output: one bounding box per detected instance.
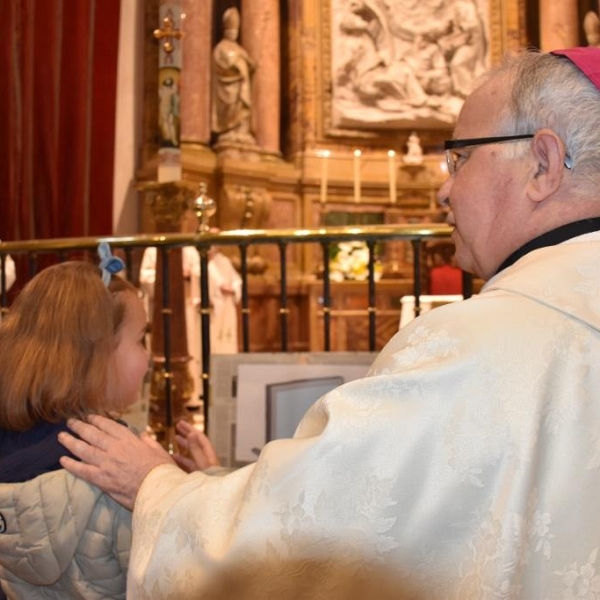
[153,14,183,56]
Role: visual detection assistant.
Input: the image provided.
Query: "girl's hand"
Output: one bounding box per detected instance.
[173,420,221,472]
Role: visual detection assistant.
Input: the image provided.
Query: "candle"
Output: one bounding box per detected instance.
[388,150,396,204]
[320,150,330,205]
[353,149,361,203]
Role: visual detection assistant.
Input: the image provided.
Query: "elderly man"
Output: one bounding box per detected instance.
[59,48,600,598]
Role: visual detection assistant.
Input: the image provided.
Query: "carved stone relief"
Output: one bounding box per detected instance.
[330,0,490,130]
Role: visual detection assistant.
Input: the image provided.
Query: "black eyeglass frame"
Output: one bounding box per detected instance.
[444,134,535,151]
[444,134,534,175]
[444,133,573,175]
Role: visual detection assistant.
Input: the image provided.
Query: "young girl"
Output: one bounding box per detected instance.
[0,249,150,599]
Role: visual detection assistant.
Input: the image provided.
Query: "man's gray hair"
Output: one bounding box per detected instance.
[494,50,600,194]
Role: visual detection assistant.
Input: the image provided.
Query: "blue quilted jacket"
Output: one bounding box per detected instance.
[0,422,131,599]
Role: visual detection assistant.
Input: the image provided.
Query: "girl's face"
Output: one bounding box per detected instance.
[110,292,150,411]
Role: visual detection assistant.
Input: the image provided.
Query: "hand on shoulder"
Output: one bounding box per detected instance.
[58,415,175,510]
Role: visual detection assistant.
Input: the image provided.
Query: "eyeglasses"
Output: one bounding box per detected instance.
[444,134,534,175]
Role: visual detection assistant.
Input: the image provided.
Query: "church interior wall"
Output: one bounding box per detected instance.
[119,0,597,352]
[137,0,530,239]
[3,0,597,394]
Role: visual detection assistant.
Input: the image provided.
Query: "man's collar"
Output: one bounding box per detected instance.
[495,217,600,275]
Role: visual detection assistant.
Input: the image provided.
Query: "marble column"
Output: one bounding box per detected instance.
[539,0,579,51]
[241,0,281,156]
[180,0,213,145]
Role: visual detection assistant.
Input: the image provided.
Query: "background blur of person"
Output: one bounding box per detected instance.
[139,213,241,405]
[1,255,15,292]
[427,243,463,295]
[0,255,16,324]
[207,245,242,355]
[140,243,202,406]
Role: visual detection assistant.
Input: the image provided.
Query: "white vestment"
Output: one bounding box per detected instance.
[0,256,16,323]
[208,251,242,354]
[2,255,15,291]
[140,247,203,402]
[140,248,241,402]
[129,233,600,598]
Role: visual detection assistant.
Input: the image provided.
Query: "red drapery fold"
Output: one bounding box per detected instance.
[0,0,121,244]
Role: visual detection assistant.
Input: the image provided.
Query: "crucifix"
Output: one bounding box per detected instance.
[153,11,183,66]
[154,4,184,181]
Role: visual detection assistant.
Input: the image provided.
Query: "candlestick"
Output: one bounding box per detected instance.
[353,149,361,203]
[320,150,330,205]
[388,150,396,204]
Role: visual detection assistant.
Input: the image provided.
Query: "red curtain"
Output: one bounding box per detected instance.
[0,0,121,244]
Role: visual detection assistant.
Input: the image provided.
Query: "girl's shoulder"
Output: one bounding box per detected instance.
[0,421,70,483]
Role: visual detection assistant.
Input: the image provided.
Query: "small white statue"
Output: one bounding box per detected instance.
[403,132,423,166]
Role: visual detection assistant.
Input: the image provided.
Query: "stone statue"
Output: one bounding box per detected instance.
[211,8,256,145]
[158,76,180,147]
[403,132,423,166]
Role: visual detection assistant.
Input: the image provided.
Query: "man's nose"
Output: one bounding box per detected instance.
[436,178,452,208]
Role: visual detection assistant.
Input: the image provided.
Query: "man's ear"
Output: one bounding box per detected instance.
[526,129,568,203]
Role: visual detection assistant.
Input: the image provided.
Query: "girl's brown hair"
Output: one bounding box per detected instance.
[0,261,138,430]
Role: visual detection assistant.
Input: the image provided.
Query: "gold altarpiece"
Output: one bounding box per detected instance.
[137,0,527,354]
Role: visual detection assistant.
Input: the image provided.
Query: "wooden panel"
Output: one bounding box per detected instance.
[242,278,310,353]
[309,279,415,352]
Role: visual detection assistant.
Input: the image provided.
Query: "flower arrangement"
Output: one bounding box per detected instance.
[329,241,383,282]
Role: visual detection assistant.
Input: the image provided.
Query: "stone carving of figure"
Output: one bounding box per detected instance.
[337,0,430,109]
[332,0,489,128]
[158,77,180,147]
[406,35,452,99]
[438,0,487,98]
[211,8,256,145]
[403,132,423,166]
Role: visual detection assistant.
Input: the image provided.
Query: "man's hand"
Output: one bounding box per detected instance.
[173,420,220,472]
[58,415,175,510]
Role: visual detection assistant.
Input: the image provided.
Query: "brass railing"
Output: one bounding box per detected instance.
[0,224,466,434]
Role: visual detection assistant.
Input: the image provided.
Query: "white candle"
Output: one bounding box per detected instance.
[388,150,396,204]
[353,149,361,203]
[320,150,330,204]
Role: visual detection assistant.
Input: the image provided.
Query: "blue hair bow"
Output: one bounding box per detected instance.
[97,242,125,286]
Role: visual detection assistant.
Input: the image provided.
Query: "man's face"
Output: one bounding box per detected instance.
[437,76,531,280]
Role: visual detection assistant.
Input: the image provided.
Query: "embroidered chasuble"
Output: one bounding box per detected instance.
[129,232,600,598]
